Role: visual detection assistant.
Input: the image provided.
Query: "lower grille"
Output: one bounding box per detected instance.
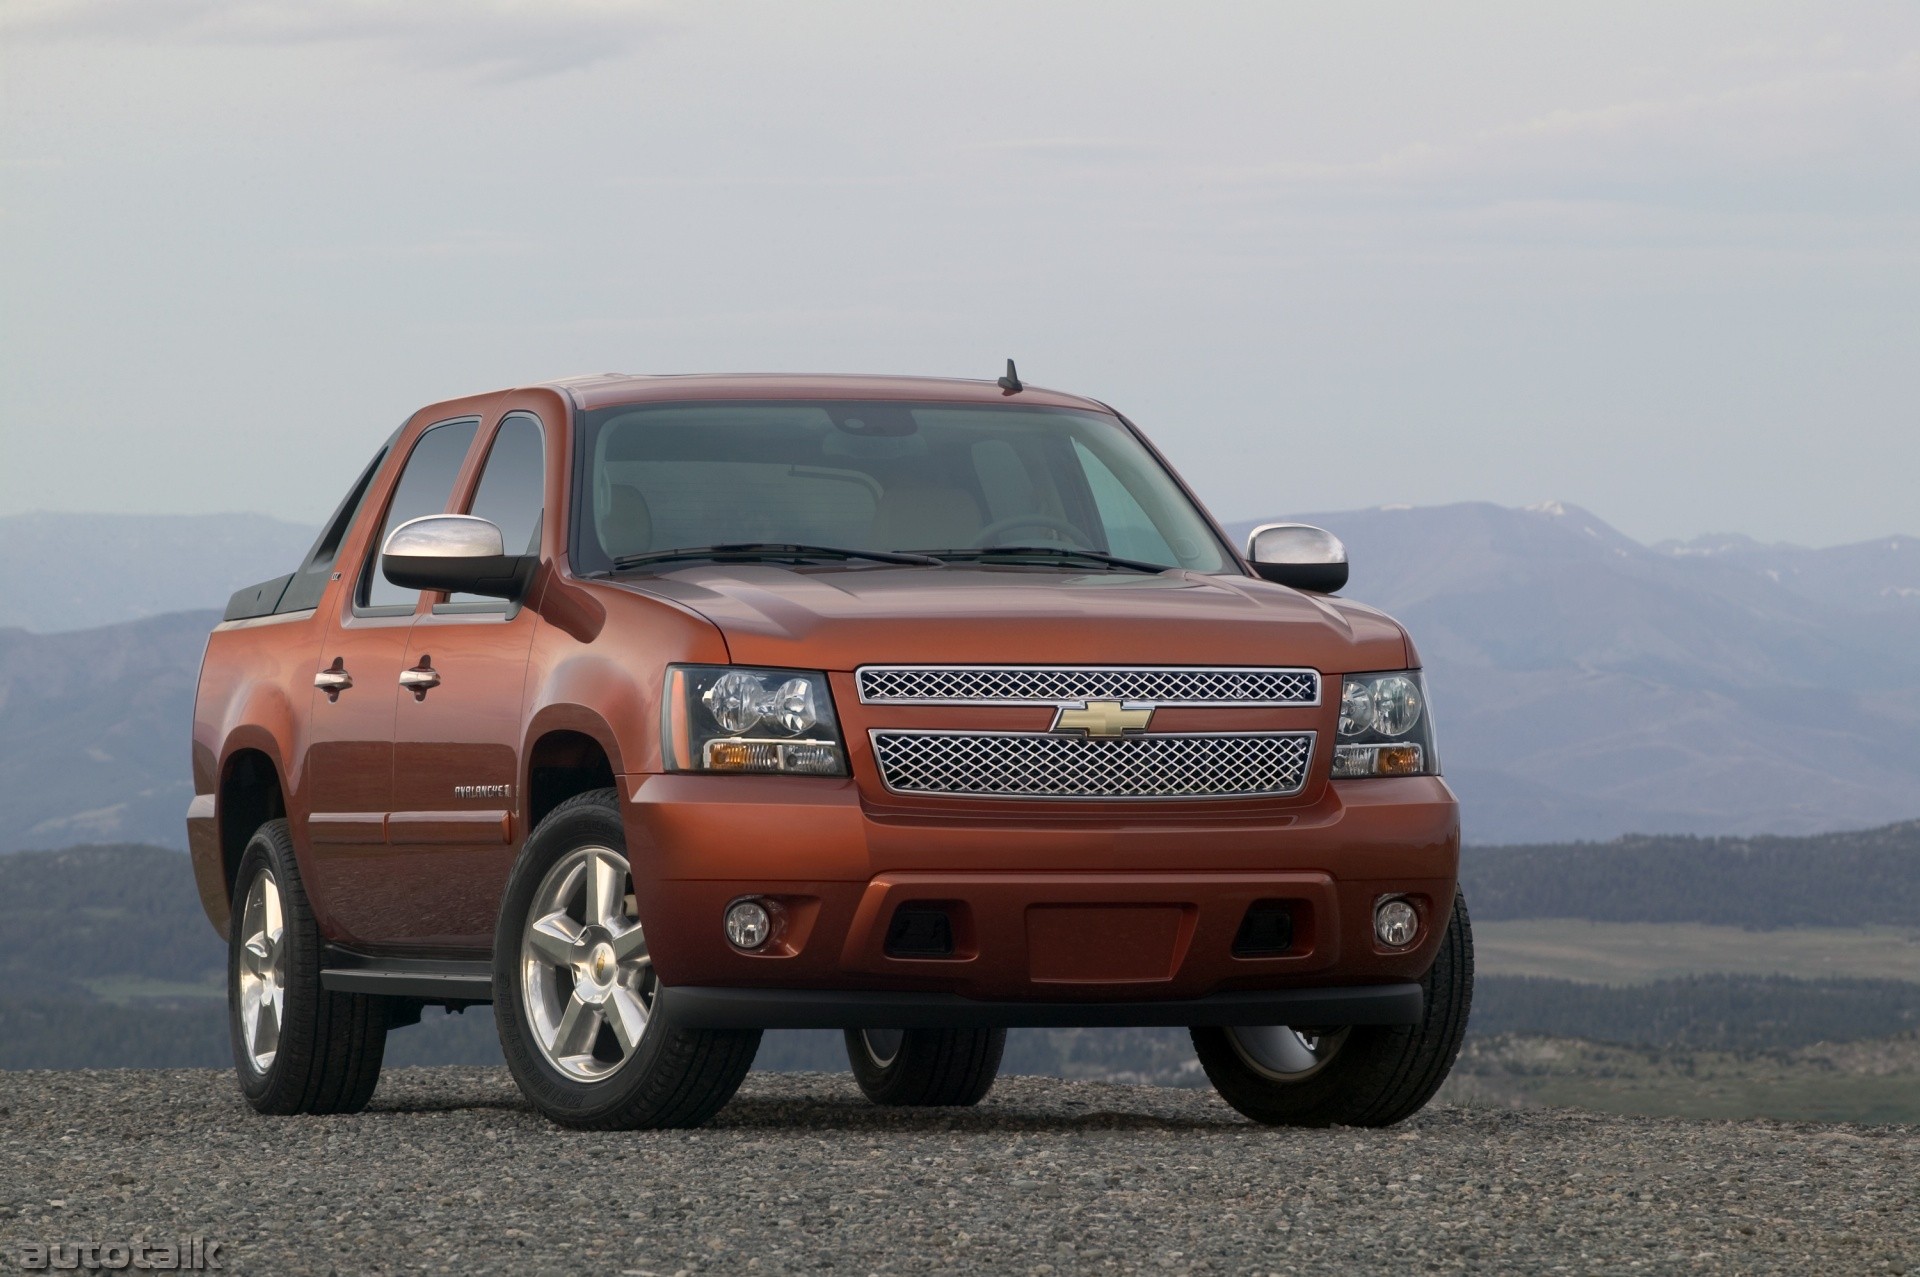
[868,730,1315,800]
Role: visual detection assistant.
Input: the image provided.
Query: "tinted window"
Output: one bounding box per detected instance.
[467,415,545,555]
[448,414,545,605]
[570,402,1229,574]
[361,418,478,610]
[1074,440,1180,565]
[279,436,394,613]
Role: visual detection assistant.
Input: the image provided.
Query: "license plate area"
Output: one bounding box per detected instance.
[1024,904,1191,983]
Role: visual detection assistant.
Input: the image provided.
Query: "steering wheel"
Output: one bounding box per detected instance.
[972,513,1093,548]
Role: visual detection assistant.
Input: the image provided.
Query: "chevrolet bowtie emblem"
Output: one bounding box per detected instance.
[1051,700,1155,738]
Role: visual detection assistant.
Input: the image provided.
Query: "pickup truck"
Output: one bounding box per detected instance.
[189,370,1469,1129]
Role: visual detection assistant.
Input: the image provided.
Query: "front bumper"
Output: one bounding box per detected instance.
[622,772,1458,1010]
[658,983,1423,1029]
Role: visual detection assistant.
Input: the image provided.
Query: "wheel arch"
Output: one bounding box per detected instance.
[524,724,620,832]
[205,737,293,937]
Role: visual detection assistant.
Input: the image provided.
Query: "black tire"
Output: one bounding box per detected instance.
[1192,891,1474,1127]
[493,788,761,1130]
[228,819,387,1115]
[845,1027,1007,1107]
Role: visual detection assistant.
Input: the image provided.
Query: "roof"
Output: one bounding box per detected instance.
[540,372,1111,414]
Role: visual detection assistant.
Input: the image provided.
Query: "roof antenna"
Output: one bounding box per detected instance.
[996,358,1023,395]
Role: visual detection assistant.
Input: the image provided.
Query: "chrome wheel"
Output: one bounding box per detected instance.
[1227,1026,1351,1081]
[859,1029,905,1068]
[520,845,654,1082]
[236,869,287,1074]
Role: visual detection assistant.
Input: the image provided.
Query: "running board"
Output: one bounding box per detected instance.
[320,948,493,1003]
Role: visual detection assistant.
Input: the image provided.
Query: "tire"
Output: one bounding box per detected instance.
[845,1027,1006,1107]
[1191,891,1474,1127]
[493,788,761,1129]
[228,819,388,1115]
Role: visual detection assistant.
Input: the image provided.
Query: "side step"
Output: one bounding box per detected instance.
[320,947,493,1004]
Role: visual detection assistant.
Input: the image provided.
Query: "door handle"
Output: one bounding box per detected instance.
[314,659,352,702]
[399,658,440,700]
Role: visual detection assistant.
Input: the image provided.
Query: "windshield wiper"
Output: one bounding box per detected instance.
[911,546,1169,574]
[611,543,943,570]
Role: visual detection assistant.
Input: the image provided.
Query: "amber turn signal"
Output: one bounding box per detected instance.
[1331,743,1426,778]
[1374,745,1423,776]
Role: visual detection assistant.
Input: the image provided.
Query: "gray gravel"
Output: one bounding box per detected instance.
[1,1068,1915,1275]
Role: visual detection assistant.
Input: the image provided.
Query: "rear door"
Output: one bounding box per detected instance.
[387,411,548,948]
[303,416,480,949]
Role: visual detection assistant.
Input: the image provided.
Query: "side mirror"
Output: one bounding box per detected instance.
[1245,523,1348,593]
[382,515,535,600]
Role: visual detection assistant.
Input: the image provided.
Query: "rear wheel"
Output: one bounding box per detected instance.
[228,819,388,1115]
[493,789,761,1129]
[844,1027,1006,1106]
[1192,892,1474,1127]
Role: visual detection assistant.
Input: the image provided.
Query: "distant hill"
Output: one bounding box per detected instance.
[0,611,217,850]
[1461,819,1920,928]
[0,511,315,632]
[1652,531,1920,616]
[1227,502,1920,841]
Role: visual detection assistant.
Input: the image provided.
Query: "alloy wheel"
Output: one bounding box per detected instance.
[1226,1026,1351,1081]
[520,846,655,1082]
[859,1029,905,1068]
[236,870,287,1074]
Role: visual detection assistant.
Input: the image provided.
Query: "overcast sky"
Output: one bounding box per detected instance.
[3,1,1916,546]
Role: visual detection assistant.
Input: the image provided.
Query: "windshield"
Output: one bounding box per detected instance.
[569,401,1233,575]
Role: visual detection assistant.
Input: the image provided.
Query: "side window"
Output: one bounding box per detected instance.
[467,414,545,555]
[449,414,545,605]
[1073,439,1180,564]
[359,418,479,611]
[278,435,395,613]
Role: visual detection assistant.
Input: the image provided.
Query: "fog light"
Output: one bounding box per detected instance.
[725,899,773,950]
[1374,897,1418,948]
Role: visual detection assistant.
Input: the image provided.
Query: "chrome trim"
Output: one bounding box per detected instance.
[1246,522,1347,566]
[855,664,1321,707]
[213,608,316,632]
[313,667,353,693]
[383,513,505,560]
[867,728,1316,800]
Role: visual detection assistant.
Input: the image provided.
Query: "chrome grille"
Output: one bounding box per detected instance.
[869,730,1315,799]
[856,665,1319,706]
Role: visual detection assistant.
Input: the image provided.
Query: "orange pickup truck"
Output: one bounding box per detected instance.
[188,370,1469,1129]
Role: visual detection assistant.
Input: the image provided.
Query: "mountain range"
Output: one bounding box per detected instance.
[0,502,1913,848]
[1226,503,1920,841]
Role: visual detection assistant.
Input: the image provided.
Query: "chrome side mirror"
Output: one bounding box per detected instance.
[1245,523,1348,593]
[381,514,534,600]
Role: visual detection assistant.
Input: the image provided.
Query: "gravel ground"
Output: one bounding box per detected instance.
[1,1067,1915,1275]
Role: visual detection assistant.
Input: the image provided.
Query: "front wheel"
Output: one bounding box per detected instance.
[1192,892,1474,1127]
[493,789,761,1129]
[844,1027,1006,1106]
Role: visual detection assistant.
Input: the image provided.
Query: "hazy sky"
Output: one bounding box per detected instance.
[4,1,1916,546]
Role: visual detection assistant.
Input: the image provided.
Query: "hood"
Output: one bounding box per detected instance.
[611,564,1410,672]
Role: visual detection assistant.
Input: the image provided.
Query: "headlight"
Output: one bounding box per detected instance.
[664,665,847,776]
[1332,670,1438,778]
